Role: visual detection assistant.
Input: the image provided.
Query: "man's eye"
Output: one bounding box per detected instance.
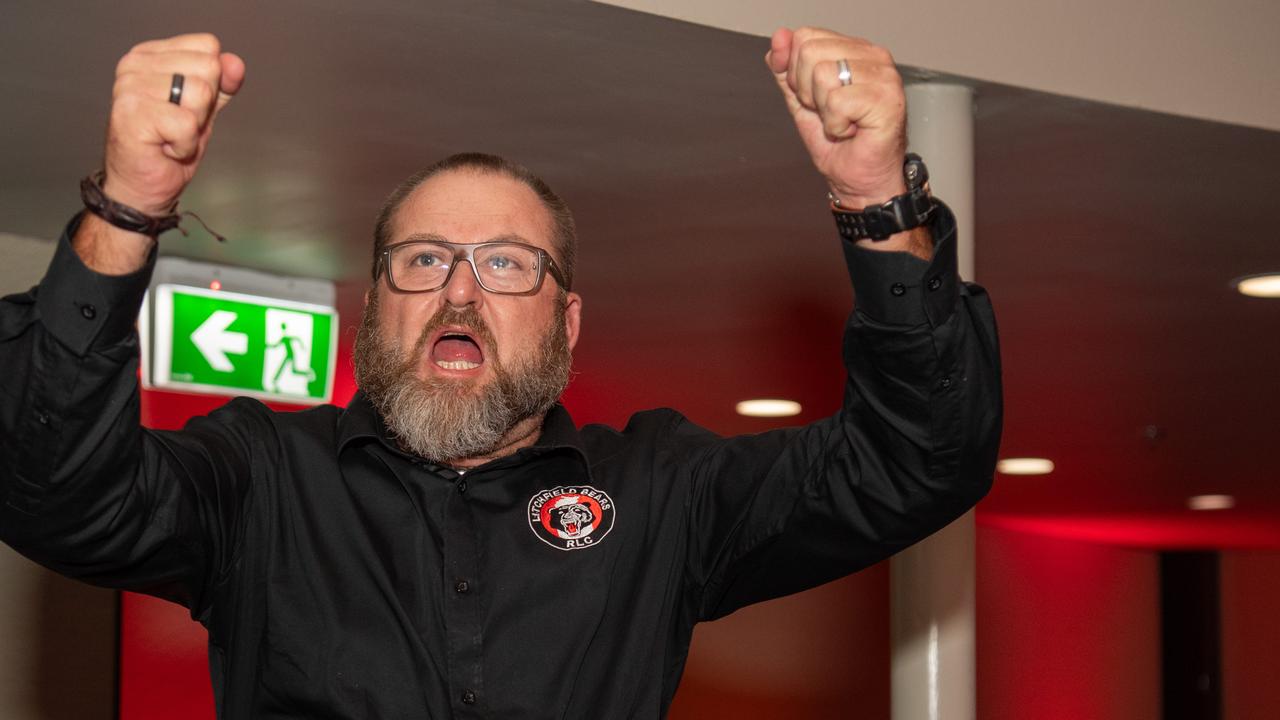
[485,254,521,271]
[410,252,444,268]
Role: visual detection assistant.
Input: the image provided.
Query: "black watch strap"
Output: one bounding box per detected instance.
[831,154,937,241]
[80,170,183,237]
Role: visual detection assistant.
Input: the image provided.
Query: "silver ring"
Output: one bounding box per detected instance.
[169,73,185,105]
[836,59,852,87]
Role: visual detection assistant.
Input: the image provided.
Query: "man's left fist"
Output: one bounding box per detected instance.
[766,27,907,210]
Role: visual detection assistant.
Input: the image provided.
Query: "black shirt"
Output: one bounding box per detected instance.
[0,209,1001,719]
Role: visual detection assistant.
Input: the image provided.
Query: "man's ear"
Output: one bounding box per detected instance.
[563,291,582,351]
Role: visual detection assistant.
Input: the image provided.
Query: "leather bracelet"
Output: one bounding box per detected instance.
[80,170,182,237]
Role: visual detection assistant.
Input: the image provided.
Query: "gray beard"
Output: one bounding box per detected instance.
[352,291,572,464]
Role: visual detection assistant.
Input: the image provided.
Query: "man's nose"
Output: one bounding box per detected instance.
[443,259,484,307]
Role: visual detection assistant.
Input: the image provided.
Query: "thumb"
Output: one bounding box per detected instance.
[765,27,792,75]
[214,52,246,115]
[765,28,802,116]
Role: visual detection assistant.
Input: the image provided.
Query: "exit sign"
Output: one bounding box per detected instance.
[143,284,338,404]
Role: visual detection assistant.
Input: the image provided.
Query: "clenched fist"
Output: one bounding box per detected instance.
[104,33,245,217]
[766,27,908,212]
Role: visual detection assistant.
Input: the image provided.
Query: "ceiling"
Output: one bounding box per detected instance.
[2,0,1277,550]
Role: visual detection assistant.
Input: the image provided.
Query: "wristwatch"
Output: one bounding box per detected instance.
[830,154,936,241]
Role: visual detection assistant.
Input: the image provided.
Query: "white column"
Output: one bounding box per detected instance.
[891,83,977,720]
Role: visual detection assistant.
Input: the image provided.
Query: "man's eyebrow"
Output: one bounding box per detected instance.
[400,232,533,245]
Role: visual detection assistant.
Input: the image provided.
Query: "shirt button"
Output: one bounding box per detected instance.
[80,304,97,320]
[457,480,468,494]
[461,690,477,705]
[35,412,49,426]
[455,580,470,594]
[928,276,943,291]
[940,376,953,390]
[890,282,906,297]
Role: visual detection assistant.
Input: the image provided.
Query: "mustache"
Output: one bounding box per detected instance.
[407,304,499,366]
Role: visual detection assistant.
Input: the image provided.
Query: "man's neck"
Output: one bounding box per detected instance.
[445,413,545,470]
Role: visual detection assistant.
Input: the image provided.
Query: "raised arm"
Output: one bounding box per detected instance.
[0,34,256,614]
[682,28,1002,619]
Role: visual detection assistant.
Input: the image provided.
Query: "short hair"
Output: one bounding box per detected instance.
[371,152,577,290]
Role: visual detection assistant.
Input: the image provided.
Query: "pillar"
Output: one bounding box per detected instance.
[891,82,977,720]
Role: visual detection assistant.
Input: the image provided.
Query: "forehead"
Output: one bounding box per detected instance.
[390,169,555,251]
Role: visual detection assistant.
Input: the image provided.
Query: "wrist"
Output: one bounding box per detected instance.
[81,170,183,239]
[829,154,937,250]
[101,175,178,218]
[73,211,158,275]
[856,225,933,260]
[828,180,908,212]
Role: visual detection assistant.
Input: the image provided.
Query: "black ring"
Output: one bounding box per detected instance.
[169,73,185,105]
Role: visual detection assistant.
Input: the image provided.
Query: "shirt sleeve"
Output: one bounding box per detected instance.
[679,204,1003,621]
[0,213,264,617]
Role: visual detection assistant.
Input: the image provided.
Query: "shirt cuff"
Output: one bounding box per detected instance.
[842,201,959,328]
[34,212,156,356]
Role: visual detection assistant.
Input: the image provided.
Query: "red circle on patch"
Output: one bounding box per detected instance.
[540,494,604,539]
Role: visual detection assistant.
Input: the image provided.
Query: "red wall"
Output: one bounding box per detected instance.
[1221,550,1280,720]
[670,562,890,719]
[976,524,1161,719]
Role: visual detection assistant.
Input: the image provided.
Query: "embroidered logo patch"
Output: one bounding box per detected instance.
[527,485,616,551]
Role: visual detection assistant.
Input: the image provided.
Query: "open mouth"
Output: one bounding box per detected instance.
[430,329,485,371]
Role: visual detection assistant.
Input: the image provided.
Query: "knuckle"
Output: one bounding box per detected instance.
[177,109,200,135]
[823,113,847,137]
[796,37,817,61]
[190,32,221,54]
[201,55,223,81]
[113,92,142,115]
[116,51,139,77]
[829,89,855,115]
[185,76,214,108]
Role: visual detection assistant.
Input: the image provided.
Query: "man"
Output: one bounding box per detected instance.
[0,26,1001,719]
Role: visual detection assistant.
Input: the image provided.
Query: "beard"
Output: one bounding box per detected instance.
[352,290,573,464]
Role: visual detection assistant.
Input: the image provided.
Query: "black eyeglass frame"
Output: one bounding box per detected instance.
[376,239,569,296]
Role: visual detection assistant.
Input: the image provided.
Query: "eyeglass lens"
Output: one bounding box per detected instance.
[389,242,542,293]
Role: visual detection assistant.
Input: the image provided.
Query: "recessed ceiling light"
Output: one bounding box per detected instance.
[735,399,802,417]
[1188,494,1235,511]
[1235,273,1280,298]
[996,457,1055,475]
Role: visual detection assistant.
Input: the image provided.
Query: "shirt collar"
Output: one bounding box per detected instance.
[336,390,393,452]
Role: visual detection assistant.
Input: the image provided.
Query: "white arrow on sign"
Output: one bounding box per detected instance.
[191,310,249,372]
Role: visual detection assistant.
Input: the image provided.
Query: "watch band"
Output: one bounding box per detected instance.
[830,154,937,241]
[80,170,183,237]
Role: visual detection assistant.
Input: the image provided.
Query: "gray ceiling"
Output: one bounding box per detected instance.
[3,0,1277,548]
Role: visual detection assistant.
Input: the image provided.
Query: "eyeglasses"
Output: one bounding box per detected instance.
[377,239,568,296]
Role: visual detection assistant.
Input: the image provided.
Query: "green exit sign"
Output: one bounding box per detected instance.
[143,284,338,404]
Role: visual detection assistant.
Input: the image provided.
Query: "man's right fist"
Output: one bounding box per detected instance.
[104,33,245,216]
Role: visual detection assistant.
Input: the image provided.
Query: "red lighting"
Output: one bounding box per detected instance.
[209,279,222,291]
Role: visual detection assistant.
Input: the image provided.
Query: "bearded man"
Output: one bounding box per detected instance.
[0,26,1001,719]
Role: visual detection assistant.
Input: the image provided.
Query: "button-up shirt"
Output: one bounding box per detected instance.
[0,207,1001,718]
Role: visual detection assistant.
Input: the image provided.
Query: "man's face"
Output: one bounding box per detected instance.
[353,169,582,462]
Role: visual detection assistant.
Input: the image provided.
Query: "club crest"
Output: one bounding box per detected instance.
[527,485,616,551]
